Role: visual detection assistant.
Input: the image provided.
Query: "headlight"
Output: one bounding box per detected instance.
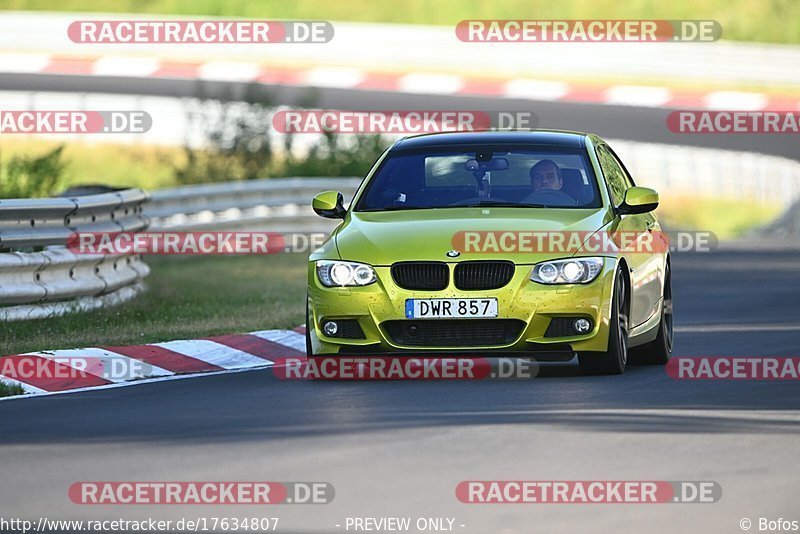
[316,260,377,287]
[530,257,604,285]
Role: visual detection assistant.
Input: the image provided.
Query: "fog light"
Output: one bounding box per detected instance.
[323,321,338,336]
[573,318,592,334]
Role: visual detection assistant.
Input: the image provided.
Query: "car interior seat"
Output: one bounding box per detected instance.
[560,168,592,204]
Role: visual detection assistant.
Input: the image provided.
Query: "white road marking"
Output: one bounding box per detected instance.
[0,365,274,402]
[197,61,261,82]
[605,85,672,107]
[0,53,50,73]
[704,91,768,110]
[27,348,172,383]
[303,67,365,88]
[503,78,569,101]
[403,408,800,421]
[153,339,273,369]
[398,72,463,94]
[675,324,800,333]
[250,330,307,353]
[92,56,160,77]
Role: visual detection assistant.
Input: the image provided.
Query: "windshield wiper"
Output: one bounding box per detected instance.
[357,205,427,212]
[358,201,552,211]
[457,200,550,208]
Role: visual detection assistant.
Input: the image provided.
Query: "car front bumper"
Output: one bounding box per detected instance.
[307,258,617,356]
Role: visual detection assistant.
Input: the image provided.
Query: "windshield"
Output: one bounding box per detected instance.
[355,145,602,211]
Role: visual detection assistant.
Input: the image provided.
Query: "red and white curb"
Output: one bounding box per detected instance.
[0,326,308,400]
[1,53,798,111]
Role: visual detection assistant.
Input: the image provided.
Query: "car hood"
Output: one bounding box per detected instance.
[334,207,611,265]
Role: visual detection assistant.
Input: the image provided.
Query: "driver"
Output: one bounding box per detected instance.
[530,159,563,192]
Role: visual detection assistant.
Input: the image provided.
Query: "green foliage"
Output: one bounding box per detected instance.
[0,145,67,199]
[0,381,25,398]
[171,101,276,185]
[170,100,389,185]
[282,132,386,177]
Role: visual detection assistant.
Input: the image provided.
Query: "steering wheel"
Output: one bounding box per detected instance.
[522,189,578,206]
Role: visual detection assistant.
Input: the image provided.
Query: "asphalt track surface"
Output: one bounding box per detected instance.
[1,249,798,533]
[0,73,798,532]
[1,73,798,161]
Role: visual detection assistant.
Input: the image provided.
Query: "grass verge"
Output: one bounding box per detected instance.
[656,196,782,239]
[1,253,308,356]
[0,381,26,398]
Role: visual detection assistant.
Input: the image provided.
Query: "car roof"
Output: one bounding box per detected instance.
[393,129,590,150]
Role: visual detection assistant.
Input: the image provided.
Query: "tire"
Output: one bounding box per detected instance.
[578,268,628,375]
[305,297,313,357]
[632,263,673,365]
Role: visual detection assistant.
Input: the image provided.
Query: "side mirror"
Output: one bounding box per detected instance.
[619,186,659,215]
[312,190,346,219]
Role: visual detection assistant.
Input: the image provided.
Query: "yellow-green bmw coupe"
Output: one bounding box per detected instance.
[306,131,672,375]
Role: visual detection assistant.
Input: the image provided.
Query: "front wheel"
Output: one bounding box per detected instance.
[305,297,313,357]
[578,268,628,375]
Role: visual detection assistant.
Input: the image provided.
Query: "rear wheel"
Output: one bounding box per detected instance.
[578,268,628,375]
[632,263,673,365]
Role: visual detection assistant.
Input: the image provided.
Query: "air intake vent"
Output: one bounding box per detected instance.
[391,262,449,290]
[454,261,515,290]
[383,319,524,347]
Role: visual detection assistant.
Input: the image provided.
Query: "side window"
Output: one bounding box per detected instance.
[596,144,629,207]
[606,146,636,188]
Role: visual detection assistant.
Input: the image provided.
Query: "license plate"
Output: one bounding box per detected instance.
[405,298,498,319]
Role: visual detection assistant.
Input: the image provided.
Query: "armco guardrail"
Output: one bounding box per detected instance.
[0,178,361,321]
[0,189,149,321]
[146,177,362,232]
[610,139,800,206]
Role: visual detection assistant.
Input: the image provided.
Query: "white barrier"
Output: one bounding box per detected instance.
[609,139,800,207]
[0,189,149,321]
[146,177,362,231]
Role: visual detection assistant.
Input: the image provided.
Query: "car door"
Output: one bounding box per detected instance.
[596,143,662,328]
